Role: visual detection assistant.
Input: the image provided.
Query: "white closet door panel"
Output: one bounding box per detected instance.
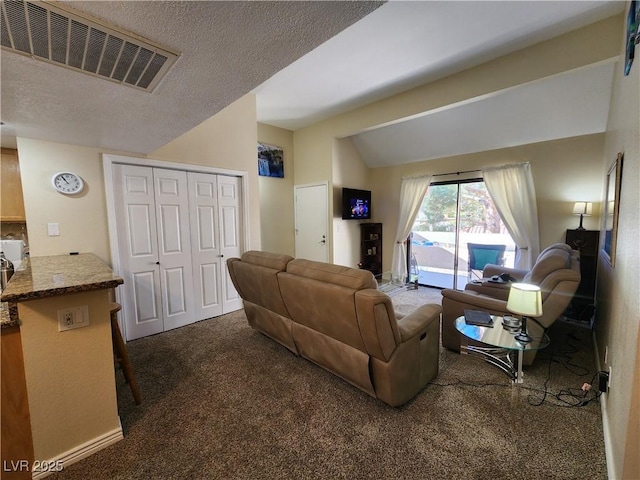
[188,172,222,319]
[196,206,217,251]
[217,176,242,313]
[158,204,183,254]
[113,164,163,340]
[199,263,220,308]
[127,204,155,256]
[132,270,159,322]
[164,267,188,316]
[154,169,195,331]
[220,205,239,249]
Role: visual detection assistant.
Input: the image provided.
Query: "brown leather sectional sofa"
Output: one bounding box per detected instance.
[227,251,442,407]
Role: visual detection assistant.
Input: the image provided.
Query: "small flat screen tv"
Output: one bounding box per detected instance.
[342,187,371,220]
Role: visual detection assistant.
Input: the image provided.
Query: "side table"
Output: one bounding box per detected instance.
[455,315,550,383]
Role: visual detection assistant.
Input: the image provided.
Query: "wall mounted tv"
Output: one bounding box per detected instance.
[342,187,371,220]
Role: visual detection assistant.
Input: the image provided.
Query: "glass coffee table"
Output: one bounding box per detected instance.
[455,315,550,384]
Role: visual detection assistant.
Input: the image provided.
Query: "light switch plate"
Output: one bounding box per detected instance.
[48,223,60,236]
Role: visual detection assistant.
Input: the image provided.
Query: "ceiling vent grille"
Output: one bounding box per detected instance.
[1,0,180,92]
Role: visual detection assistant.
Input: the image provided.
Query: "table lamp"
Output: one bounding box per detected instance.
[572,202,592,230]
[506,283,542,343]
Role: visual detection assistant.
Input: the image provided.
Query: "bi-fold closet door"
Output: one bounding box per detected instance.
[113,164,241,341]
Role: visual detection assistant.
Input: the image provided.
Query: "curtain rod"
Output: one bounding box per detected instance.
[432,169,481,177]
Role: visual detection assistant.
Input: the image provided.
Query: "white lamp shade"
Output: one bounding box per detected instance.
[572,202,593,216]
[507,283,543,317]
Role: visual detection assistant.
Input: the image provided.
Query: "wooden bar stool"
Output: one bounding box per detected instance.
[110,302,141,405]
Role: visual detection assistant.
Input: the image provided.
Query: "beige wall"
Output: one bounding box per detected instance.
[290,16,618,270]
[17,138,113,263]
[370,134,606,272]
[152,93,261,250]
[595,4,640,478]
[333,137,371,267]
[19,289,120,461]
[257,123,295,256]
[16,94,260,262]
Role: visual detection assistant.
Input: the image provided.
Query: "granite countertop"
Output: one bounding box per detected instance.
[1,253,123,328]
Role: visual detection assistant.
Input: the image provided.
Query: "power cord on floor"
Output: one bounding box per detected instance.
[521,371,602,407]
[431,325,601,408]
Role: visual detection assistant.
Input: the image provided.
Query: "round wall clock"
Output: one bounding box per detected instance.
[51,172,84,195]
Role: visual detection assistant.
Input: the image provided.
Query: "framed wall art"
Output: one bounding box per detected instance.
[602,152,624,266]
[258,142,284,178]
[624,0,640,75]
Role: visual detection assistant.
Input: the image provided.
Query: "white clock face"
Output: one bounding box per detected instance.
[52,172,84,194]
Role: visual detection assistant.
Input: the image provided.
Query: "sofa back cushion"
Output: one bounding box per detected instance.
[523,244,571,285]
[279,259,377,352]
[285,259,377,289]
[226,251,293,317]
[240,250,293,271]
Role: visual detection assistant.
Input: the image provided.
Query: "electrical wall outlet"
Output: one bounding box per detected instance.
[598,370,610,393]
[58,306,89,332]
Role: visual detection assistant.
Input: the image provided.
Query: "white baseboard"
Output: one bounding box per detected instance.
[593,330,616,480]
[32,421,123,479]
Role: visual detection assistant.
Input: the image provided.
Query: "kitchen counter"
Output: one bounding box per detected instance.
[1,252,125,466]
[0,253,123,327]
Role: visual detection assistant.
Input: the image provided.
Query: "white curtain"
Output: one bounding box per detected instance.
[482,162,540,269]
[391,175,432,282]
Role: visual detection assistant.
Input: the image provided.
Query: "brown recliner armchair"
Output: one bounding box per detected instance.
[441,243,581,365]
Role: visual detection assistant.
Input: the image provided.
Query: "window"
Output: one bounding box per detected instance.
[409,179,515,289]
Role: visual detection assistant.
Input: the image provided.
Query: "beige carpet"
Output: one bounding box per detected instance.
[51,287,606,479]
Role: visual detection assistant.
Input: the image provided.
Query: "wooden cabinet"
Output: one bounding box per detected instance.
[359,223,382,277]
[565,229,599,321]
[1,149,26,222]
[1,325,34,479]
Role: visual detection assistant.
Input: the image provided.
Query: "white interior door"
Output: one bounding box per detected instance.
[154,169,195,331]
[113,164,163,340]
[112,160,243,339]
[294,183,329,262]
[188,172,223,320]
[218,175,242,313]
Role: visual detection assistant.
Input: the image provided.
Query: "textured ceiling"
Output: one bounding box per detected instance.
[0,0,626,163]
[0,1,383,153]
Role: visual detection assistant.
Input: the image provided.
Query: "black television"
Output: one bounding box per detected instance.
[342,187,371,220]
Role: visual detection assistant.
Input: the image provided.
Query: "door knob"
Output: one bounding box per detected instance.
[155,261,160,265]
[319,235,326,245]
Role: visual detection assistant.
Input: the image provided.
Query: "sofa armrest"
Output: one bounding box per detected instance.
[441,289,509,314]
[482,264,527,280]
[464,280,512,301]
[397,303,441,342]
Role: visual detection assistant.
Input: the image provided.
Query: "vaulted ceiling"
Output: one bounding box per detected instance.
[0,1,625,165]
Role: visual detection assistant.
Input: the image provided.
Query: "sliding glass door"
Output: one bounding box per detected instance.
[409,179,515,290]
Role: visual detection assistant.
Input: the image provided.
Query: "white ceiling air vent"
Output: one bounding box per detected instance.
[1,0,179,92]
